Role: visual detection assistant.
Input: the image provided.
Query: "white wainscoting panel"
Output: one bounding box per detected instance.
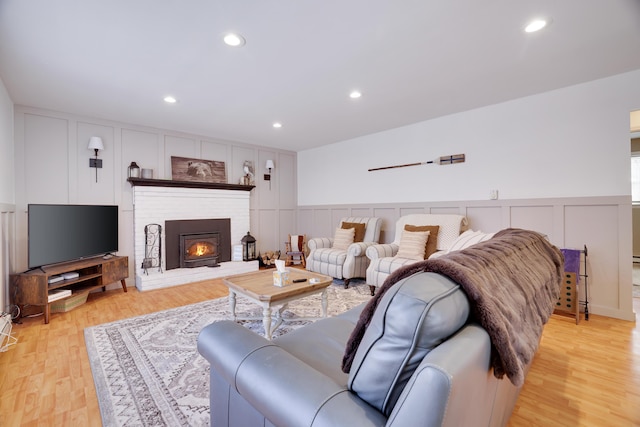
[0,204,15,314]
[296,195,634,321]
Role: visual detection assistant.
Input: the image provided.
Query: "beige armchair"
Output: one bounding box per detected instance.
[306,217,382,288]
[365,214,468,294]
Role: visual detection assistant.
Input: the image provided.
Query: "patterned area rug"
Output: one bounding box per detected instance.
[84,279,371,427]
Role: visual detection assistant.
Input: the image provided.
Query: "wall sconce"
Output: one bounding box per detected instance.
[265,159,274,190]
[88,137,104,182]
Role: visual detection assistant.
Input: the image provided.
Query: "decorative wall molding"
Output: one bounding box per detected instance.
[0,203,16,314]
[297,195,634,321]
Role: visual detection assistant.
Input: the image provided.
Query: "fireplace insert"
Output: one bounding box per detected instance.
[165,218,231,270]
[179,232,220,268]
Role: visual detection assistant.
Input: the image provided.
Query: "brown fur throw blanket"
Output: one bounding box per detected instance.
[341,228,563,387]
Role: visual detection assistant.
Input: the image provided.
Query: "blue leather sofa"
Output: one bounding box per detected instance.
[198,271,527,427]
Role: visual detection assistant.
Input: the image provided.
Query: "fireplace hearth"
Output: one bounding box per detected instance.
[180,232,220,268]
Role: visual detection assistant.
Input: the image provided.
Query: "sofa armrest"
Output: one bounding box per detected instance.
[198,320,276,386]
[366,243,399,260]
[308,237,333,251]
[347,241,376,257]
[386,324,497,427]
[198,321,386,427]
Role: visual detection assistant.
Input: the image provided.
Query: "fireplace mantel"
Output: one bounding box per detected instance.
[127,177,255,191]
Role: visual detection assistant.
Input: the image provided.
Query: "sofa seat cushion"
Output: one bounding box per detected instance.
[309,247,348,265]
[275,304,365,386]
[307,247,354,280]
[366,256,420,291]
[375,255,420,273]
[347,272,470,416]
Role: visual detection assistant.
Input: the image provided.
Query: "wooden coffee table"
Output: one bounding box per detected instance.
[222,269,333,340]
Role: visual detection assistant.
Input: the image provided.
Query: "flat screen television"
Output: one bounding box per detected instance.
[28,204,119,269]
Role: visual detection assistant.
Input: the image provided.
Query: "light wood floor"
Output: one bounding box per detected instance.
[1,280,638,426]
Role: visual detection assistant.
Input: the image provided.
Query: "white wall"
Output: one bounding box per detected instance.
[11,107,297,285]
[0,75,14,314]
[297,70,640,321]
[5,70,640,319]
[0,77,13,204]
[299,70,640,205]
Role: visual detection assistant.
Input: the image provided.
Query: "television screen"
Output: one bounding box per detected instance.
[28,204,119,269]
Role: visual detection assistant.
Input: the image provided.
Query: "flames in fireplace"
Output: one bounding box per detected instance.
[180,232,220,268]
[190,242,213,257]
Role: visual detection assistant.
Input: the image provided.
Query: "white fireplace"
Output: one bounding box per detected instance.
[132,185,258,291]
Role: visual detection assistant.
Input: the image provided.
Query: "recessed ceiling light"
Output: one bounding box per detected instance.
[525,19,548,33]
[164,96,177,104]
[349,91,362,99]
[273,122,282,129]
[223,33,246,47]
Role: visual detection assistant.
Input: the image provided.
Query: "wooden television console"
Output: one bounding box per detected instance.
[10,255,128,324]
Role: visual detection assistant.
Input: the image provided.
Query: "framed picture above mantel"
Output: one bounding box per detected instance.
[171,156,227,184]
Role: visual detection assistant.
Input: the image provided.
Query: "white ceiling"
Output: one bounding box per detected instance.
[1,0,639,152]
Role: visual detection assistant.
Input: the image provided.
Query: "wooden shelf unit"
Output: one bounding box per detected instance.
[554,246,588,324]
[10,256,128,324]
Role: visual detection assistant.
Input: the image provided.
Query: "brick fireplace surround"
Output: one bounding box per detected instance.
[131,180,258,291]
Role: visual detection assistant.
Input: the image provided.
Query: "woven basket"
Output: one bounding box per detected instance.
[50,293,88,313]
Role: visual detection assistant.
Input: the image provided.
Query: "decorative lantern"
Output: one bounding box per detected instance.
[128,162,141,178]
[241,231,257,261]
